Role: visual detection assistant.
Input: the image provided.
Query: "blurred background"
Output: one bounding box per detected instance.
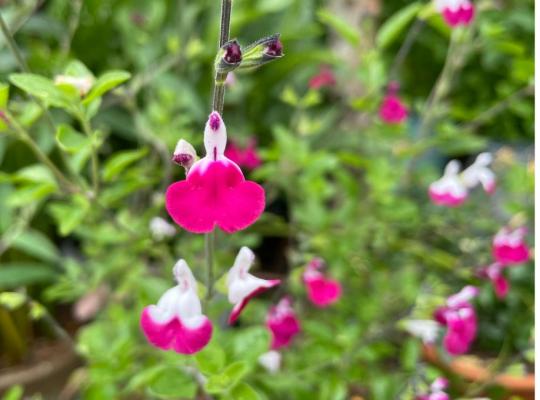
[0,0,534,399]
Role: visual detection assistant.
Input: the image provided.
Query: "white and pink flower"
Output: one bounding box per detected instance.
[166,112,265,233]
[140,260,213,355]
[417,377,450,400]
[227,246,281,325]
[258,350,281,374]
[492,226,530,266]
[460,153,496,194]
[266,297,301,350]
[434,286,478,356]
[303,258,342,307]
[429,160,468,207]
[478,262,509,299]
[434,0,475,27]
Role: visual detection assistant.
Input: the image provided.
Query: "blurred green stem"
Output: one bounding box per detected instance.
[388,18,425,81]
[205,0,233,304]
[77,112,100,196]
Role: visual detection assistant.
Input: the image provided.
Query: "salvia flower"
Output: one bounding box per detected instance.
[429,160,468,207]
[226,246,281,325]
[266,297,301,350]
[478,262,509,299]
[225,138,262,171]
[302,258,342,307]
[165,112,265,233]
[54,75,94,96]
[379,82,408,124]
[149,217,176,240]
[434,286,478,355]
[417,377,450,400]
[492,226,530,266]
[403,319,440,344]
[172,139,198,172]
[429,153,495,207]
[309,66,336,90]
[140,260,213,355]
[258,350,281,374]
[434,0,475,27]
[215,40,243,74]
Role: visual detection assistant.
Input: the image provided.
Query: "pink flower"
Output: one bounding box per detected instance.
[227,247,281,325]
[140,260,213,355]
[434,286,478,356]
[303,258,342,307]
[429,161,468,207]
[493,226,530,266]
[478,262,509,299]
[266,297,301,350]
[224,138,262,170]
[309,66,336,90]
[379,92,408,124]
[417,377,450,400]
[434,0,475,27]
[166,112,265,233]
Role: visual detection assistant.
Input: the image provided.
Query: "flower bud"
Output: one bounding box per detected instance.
[239,34,284,70]
[215,40,243,74]
[54,75,94,96]
[172,139,197,172]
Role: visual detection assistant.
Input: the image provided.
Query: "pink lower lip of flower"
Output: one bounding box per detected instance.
[379,95,408,124]
[165,160,265,233]
[140,307,213,355]
[228,279,281,325]
[493,274,509,299]
[224,140,262,171]
[428,187,467,207]
[493,243,530,265]
[305,276,342,307]
[268,314,301,349]
[442,4,474,27]
[443,328,473,355]
[309,67,336,90]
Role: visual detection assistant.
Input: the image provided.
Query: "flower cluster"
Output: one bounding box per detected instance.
[434,286,478,355]
[429,153,495,207]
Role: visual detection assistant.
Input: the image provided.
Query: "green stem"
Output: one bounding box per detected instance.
[78,112,99,196]
[204,230,215,303]
[4,110,76,193]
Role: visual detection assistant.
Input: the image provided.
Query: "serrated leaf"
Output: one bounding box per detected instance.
[11,229,60,263]
[83,70,131,105]
[317,10,360,46]
[376,2,422,49]
[0,263,57,289]
[102,148,148,182]
[148,367,197,399]
[56,124,90,153]
[9,73,73,109]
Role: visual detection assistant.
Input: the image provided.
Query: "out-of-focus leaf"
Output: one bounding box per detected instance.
[317,10,360,46]
[376,2,422,49]
[0,263,57,288]
[7,182,57,207]
[55,124,90,153]
[2,385,23,400]
[195,342,226,375]
[148,367,197,399]
[204,361,249,394]
[11,229,60,263]
[102,148,148,182]
[227,383,261,400]
[48,195,90,236]
[9,73,73,109]
[83,70,131,105]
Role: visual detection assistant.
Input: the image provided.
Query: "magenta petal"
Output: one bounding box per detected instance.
[228,279,281,325]
[379,94,408,124]
[493,275,509,299]
[140,308,213,355]
[428,188,467,207]
[166,161,265,234]
[493,243,530,265]
[306,277,342,307]
[268,315,301,350]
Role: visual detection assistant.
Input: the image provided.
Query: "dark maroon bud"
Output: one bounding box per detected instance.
[224,41,242,64]
[265,38,283,57]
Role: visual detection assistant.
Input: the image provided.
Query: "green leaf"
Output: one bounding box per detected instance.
[55,124,90,153]
[0,82,9,108]
[204,362,248,394]
[376,2,422,49]
[317,9,360,46]
[0,263,57,289]
[0,292,27,310]
[83,70,131,105]
[195,342,226,375]
[102,148,148,182]
[11,229,60,263]
[13,164,56,185]
[9,73,73,109]
[228,383,261,400]
[148,367,197,399]
[2,385,23,400]
[7,182,57,207]
[48,196,90,236]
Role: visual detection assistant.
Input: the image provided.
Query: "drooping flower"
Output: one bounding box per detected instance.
[379,82,408,124]
[434,286,478,356]
[302,258,342,308]
[140,260,213,355]
[172,139,198,172]
[460,153,496,194]
[417,377,450,400]
[266,297,301,350]
[309,66,336,90]
[165,112,265,233]
[403,319,441,344]
[258,350,281,374]
[434,0,475,27]
[492,226,530,266]
[149,217,176,240]
[478,262,509,299]
[224,138,262,170]
[429,160,468,207]
[226,247,281,325]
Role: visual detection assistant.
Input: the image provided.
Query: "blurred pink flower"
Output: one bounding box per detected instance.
[166,112,265,233]
[429,161,468,207]
[309,66,336,89]
[493,226,530,266]
[140,260,213,355]
[266,297,301,350]
[434,286,478,356]
[224,138,262,170]
[226,247,281,325]
[478,262,509,299]
[379,82,408,124]
[434,0,475,27]
[417,377,450,400]
[303,258,342,307]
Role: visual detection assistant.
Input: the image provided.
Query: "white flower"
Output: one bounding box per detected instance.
[149,217,176,240]
[258,350,281,374]
[403,319,440,343]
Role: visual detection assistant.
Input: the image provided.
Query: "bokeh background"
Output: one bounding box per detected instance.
[0,0,534,399]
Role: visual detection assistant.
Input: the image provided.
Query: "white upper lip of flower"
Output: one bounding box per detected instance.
[227,246,273,304]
